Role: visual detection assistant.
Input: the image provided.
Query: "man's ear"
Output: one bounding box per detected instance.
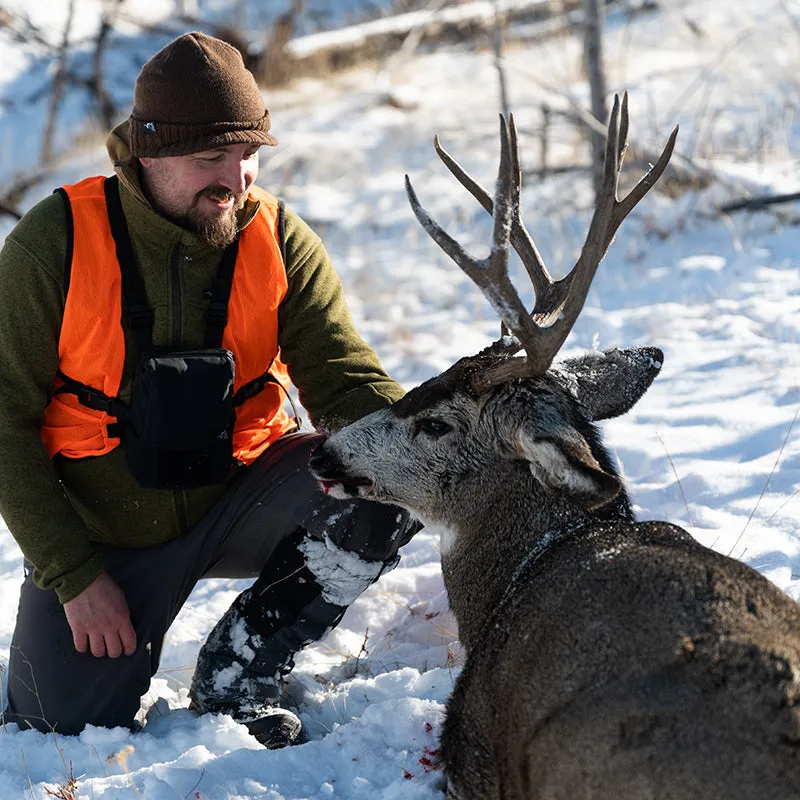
[515,426,621,511]
[139,156,154,168]
[552,347,663,422]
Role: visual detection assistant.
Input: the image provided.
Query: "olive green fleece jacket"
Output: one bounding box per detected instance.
[0,123,404,604]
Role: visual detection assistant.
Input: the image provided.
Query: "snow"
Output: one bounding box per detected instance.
[1,0,800,797]
[299,535,386,607]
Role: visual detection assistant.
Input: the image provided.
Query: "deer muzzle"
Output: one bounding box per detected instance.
[309,441,375,499]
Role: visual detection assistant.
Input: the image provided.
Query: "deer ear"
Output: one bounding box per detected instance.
[516,428,621,510]
[553,347,663,422]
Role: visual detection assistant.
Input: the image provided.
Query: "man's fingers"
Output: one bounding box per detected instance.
[105,633,123,659]
[72,630,89,654]
[120,621,137,657]
[63,573,137,658]
[89,632,107,658]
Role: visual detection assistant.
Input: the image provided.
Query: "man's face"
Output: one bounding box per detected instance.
[139,142,261,248]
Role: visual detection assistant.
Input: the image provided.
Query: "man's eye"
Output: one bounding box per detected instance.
[417,419,453,438]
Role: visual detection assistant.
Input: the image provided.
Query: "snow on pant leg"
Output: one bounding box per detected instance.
[189,433,418,717]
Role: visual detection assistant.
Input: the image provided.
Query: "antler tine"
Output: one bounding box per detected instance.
[522,92,678,369]
[407,116,547,366]
[434,120,556,307]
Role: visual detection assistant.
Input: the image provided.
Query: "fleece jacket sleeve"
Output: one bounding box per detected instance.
[278,207,405,431]
[0,193,104,603]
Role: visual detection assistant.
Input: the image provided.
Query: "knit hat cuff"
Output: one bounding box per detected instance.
[129,112,278,157]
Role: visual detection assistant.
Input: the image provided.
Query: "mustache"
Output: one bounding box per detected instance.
[197,185,243,204]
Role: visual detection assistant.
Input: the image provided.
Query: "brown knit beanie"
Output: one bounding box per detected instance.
[129,31,278,158]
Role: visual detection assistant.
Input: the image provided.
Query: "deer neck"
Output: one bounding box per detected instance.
[437,467,618,652]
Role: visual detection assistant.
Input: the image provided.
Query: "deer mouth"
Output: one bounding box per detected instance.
[309,445,375,499]
[317,475,375,499]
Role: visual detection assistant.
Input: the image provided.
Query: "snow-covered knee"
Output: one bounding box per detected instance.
[298,533,398,606]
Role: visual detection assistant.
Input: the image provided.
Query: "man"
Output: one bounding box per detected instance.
[0,31,416,748]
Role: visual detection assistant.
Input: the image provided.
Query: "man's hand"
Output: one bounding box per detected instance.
[63,571,137,658]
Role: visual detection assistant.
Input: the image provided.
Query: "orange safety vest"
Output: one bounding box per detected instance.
[41,176,297,466]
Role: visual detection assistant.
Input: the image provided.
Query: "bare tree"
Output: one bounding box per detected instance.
[174,0,199,19]
[88,0,124,132]
[492,0,511,119]
[581,0,608,200]
[41,0,76,165]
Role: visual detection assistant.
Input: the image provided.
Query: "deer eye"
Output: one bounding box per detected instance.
[416,418,453,438]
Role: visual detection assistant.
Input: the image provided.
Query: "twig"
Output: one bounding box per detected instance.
[0,198,22,220]
[376,593,459,641]
[510,61,707,189]
[88,1,123,131]
[21,748,38,800]
[492,0,511,119]
[656,431,694,527]
[763,488,800,525]
[107,745,143,797]
[352,626,370,676]
[728,403,800,559]
[184,768,206,800]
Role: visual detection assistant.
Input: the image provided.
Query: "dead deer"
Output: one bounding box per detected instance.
[309,94,800,799]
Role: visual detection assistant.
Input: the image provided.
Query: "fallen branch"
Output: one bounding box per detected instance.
[282,0,586,83]
[719,191,800,214]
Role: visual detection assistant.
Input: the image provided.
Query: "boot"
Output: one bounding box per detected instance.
[190,509,420,746]
[188,602,304,748]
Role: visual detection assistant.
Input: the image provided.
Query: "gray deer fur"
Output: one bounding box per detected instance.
[309,98,800,798]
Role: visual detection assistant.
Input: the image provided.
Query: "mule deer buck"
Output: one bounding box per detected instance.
[310,94,800,798]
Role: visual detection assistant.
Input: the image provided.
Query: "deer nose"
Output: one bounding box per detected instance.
[308,443,348,480]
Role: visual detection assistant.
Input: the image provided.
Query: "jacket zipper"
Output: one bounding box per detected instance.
[171,243,183,347]
[171,243,190,532]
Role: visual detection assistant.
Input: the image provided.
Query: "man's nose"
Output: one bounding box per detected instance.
[218,159,253,195]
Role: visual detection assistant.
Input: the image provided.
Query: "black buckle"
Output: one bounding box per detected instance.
[77,386,110,413]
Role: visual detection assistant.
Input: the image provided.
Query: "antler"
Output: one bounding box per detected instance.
[406,92,678,394]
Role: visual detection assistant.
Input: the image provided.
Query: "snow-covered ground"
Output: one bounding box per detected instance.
[1,0,799,796]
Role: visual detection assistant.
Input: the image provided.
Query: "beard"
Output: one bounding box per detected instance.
[180,185,246,249]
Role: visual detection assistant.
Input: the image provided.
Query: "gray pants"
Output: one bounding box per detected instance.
[4,433,415,734]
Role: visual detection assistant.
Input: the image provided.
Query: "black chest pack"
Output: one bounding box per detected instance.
[52,176,299,490]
